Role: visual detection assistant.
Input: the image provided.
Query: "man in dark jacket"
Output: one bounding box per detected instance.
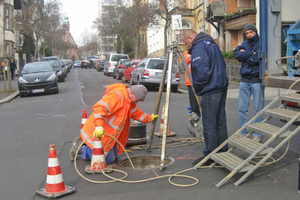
[181,29,229,166]
[233,23,264,142]
[10,58,17,80]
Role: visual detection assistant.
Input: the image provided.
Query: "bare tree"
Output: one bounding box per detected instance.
[151,0,174,55]
[15,0,61,61]
[123,0,159,58]
[94,5,130,54]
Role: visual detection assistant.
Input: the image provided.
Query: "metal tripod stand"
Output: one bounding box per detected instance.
[146,44,201,171]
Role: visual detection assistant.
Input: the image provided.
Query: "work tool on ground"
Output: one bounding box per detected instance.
[146,44,201,171]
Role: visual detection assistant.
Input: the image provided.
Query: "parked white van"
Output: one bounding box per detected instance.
[103,53,129,76]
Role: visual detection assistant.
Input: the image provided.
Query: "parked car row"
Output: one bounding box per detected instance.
[18,57,74,97]
[92,53,180,92]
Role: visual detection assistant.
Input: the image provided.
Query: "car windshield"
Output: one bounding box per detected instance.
[75,60,81,63]
[111,55,128,61]
[46,60,60,68]
[123,60,132,66]
[22,63,53,74]
[147,60,165,70]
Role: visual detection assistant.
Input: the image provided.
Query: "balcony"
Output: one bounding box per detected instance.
[225,8,256,30]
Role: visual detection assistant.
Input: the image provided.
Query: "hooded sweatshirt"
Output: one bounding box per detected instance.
[233,34,260,83]
[189,32,228,96]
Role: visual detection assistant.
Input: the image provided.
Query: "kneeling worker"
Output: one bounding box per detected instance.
[70,83,158,164]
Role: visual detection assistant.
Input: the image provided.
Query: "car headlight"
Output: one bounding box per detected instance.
[47,74,57,81]
[57,70,62,75]
[18,77,28,83]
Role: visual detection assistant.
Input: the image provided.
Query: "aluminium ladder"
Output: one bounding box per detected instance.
[193,92,300,188]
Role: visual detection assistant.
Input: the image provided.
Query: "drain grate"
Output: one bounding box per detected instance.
[117,155,175,169]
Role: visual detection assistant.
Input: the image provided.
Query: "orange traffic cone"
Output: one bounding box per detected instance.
[154,106,176,137]
[81,110,87,129]
[85,137,112,174]
[36,144,75,198]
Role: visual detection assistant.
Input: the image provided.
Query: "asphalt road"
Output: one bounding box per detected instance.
[0,68,299,200]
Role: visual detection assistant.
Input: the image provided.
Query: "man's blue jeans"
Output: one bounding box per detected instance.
[201,90,228,156]
[238,82,265,137]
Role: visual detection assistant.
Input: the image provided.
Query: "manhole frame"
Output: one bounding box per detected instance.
[116,155,175,170]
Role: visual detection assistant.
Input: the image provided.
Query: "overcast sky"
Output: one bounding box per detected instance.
[61,0,98,46]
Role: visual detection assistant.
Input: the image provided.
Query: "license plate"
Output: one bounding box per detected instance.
[32,89,45,93]
[286,106,300,112]
[155,72,162,76]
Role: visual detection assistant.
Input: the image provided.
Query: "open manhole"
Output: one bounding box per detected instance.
[117,155,175,169]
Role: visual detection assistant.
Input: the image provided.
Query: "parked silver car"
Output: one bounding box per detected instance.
[130,58,180,92]
[103,53,129,76]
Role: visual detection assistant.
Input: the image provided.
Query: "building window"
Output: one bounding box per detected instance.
[6,44,9,53]
[141,33,145,43]
[178,20,192,44]
[4,6,13,30]
[5,18,9,29]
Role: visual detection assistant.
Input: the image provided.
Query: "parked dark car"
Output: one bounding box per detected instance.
[89,59,98,69]
[18,62,59,97]
[112,59,132,80]
[81,60,91,69]
[96,60,105,72]
[73,60,81,68]
[60,59,68,77]
[41,56,66,82]
[122,59,141,83]
[63,59,73,72]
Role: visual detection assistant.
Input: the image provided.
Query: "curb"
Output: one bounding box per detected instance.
[0,90,19,105]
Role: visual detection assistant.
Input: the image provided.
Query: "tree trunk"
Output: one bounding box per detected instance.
[120,36,124,54]
[33,37,39,62]
[164,25,168,56]
[43,43,45,58]
[134,29,140,59]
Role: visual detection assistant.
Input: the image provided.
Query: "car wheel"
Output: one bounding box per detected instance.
[106,72,109,76]
[121,76,127,83]
[61,76,65,82]
[20,93,25,97]
[117,73,121,80]
[113,73,116,79]
[137,78,141,85]
[103,70,106,75]
[130,76,133,86]
[171,86,178,93]
[54,88,59,94]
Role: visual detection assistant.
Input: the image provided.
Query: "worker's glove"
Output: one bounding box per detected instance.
[93,126,104,138]
[151,114,158,121]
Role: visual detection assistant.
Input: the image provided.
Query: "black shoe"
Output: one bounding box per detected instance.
[192,156,214,166]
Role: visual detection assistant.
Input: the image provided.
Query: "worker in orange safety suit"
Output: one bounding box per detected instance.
[69,83,158,163]
[183,50,201,117]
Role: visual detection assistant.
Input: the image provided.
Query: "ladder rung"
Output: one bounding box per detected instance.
[263,108,300,121]
[280,93,300,104]
[211,152,254,172]
[229,136,273,155]
[246,122,282,137]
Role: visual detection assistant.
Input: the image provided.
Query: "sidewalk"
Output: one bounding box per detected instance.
[0,78,19,104]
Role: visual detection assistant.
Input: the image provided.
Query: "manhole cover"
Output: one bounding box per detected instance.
[117,155,175,169]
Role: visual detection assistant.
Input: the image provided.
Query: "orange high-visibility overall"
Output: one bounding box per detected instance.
[80,83,151,156]
[183,50,192,86]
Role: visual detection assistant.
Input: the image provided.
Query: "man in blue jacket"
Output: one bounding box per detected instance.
[181,29,229,166]
[233,23,264,142]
